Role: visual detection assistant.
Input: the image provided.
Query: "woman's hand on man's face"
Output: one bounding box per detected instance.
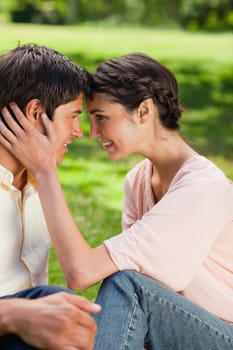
[0,102,56,175]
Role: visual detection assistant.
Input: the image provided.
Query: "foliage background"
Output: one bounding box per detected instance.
[0,3,232,301]
[0,0,233,30]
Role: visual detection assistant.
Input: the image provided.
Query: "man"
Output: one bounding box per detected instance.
[0,44,100,350]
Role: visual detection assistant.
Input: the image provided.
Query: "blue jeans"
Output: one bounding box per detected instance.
[0,285,73,350]
[93,270,233,350]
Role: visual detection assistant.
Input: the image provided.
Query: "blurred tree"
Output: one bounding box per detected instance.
[67,0,78,24]
[7,0,40,23]
[180,0,233,31]
[77,0,127,23]
[4,0,66,24]
[1,0,232,30]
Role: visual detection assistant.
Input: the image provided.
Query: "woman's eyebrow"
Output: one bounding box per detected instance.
[88,108,105,114]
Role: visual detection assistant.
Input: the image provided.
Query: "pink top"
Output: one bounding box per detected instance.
[105,156,233,324]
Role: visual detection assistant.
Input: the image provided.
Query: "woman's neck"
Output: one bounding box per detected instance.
[144,132,198,200]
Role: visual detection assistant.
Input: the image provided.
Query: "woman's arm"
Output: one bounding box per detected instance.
[34,165,118,289]
[0,103,118,289]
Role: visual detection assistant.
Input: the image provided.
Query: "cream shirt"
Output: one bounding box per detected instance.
[0,164,51,296]
[105,156,233,324]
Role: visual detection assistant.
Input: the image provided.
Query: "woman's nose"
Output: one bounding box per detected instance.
[89,120,99,139]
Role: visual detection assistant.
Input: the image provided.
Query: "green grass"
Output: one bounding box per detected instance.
[1,23,232,301]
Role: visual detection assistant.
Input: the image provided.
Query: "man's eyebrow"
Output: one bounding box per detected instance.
[88,108,105,114]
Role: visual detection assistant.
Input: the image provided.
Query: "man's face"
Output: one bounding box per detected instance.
[52,94,84,164]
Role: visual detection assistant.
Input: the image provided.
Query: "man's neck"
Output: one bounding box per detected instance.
[0,145,27,190]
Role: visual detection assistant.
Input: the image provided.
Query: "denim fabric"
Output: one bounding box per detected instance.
[93,270,233,350]
[0,285,74,350]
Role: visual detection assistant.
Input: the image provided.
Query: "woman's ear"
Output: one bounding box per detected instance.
[138,98,154,124]
[24,99,44,125]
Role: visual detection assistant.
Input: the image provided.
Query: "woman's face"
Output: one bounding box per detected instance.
[87,94,142,160]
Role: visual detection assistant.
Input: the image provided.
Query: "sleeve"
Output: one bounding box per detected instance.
[121,159,149,230]
[105,174,233,292]
[121,175,138,230]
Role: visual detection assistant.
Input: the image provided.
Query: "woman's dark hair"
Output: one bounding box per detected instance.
[87,52,183,130]
[0,44,88,119]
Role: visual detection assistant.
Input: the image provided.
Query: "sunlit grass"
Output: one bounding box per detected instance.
[0,23,232,64]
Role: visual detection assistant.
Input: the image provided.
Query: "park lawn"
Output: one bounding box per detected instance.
[0,23,232,301]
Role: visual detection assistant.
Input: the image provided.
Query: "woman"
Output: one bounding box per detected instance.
[0,52,232,350]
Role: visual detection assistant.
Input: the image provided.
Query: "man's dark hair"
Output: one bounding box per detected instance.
[0,43,88,119]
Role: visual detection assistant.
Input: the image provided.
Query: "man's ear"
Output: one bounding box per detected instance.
[24,99,44,125]
[138,98,154,124]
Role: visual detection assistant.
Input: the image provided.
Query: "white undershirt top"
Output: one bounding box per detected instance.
[0,164,51,296]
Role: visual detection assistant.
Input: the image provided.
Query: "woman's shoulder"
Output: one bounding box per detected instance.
[125,158,151,184]
[180,155,226,176]
[171,155,231,189]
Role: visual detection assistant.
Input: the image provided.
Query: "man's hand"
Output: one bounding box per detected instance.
[3,292,101,350]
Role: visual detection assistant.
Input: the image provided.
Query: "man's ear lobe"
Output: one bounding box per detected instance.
[25,99,43,123]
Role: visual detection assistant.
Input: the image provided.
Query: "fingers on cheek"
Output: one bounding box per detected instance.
[0,127,26,152]
[0,123,14,143]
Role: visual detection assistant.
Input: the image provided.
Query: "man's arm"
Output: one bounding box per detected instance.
[0,293,100,350]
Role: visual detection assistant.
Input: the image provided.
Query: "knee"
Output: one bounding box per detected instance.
[100,270,173,301]
[100,270,143,296]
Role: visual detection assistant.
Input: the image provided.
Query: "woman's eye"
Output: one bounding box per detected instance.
[96,115,106,121]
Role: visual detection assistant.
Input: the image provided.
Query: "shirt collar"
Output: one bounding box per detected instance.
[0,164,14,187]
[0,164,36,191]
